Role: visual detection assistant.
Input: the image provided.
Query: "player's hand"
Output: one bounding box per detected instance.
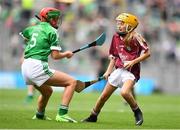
[103,72,111,80]
[65,51,74,58]
[123,60,135,70]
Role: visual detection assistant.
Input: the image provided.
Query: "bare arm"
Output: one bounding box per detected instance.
[51,50,74,60]
[124,50,151,69]
[133,50,150,64]
[103,57,115,80]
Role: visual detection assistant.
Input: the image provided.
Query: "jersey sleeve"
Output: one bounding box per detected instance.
[109,35,118,59]
[20,27,31,40]
[49,31,62,51]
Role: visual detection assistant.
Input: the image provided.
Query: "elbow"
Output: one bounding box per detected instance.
[146,50,151,58]
[51,51,62,60]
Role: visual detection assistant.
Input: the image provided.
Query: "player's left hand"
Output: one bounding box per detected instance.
[123,60,135,70]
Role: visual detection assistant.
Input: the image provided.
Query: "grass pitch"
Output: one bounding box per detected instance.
[0,89,180,129]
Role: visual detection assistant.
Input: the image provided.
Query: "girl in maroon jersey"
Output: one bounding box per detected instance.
[82,13,150,126]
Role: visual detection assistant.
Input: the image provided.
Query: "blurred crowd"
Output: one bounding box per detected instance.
[0,0,180,92]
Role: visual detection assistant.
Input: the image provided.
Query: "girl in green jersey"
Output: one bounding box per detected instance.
[21,7,77,123]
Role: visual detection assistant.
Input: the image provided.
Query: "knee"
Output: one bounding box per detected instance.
[70,79,77,88]
[120,90,129,98]
[46,88,53,97]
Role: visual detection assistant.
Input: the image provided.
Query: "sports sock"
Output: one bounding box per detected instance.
[27,95,33,98]
[91,108,99,116]
[59,105,68,115]
[132,107,141,114]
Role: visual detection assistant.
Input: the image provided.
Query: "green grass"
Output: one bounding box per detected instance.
[0,89,180,129]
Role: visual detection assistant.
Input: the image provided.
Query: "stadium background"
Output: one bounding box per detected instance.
[0,0,180,94]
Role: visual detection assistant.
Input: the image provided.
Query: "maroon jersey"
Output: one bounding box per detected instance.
[109,32,149,81]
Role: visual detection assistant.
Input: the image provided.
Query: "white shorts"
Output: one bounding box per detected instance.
[21,58,55,87]
[108,68,135,88]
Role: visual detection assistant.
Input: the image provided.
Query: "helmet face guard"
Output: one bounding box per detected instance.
[116,20,127,36]
[47,11,62,29]
[116,13,138,35]
[39,7,62,29]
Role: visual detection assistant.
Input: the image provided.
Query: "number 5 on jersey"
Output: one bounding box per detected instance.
[30,33,38,48]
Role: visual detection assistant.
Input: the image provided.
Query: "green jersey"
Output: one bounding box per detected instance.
[21,22,62,62]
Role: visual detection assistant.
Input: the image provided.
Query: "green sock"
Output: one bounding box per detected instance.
[59,105,68,115]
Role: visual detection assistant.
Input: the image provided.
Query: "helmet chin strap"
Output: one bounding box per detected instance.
[117,27,135,38]
[116,24,128,37]
[117,30,133,43]
[117,31,127,37]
